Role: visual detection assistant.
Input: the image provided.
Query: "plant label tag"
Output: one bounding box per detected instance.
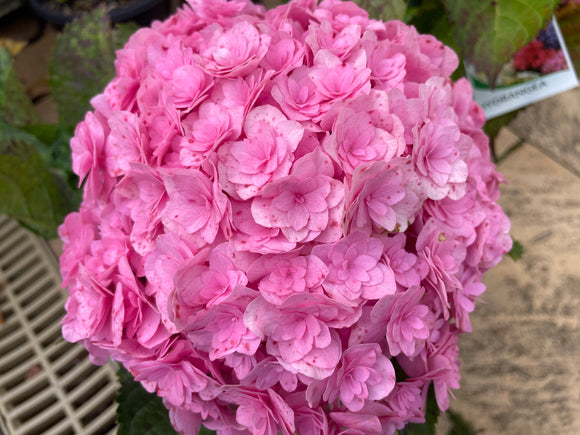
[466,17,578,120]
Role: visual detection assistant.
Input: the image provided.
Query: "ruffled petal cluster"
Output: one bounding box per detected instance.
[59,1,512,433]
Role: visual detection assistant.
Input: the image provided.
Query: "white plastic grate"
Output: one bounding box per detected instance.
[0,215,119,435]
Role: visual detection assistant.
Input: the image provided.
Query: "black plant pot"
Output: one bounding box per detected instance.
[28,0,169,26]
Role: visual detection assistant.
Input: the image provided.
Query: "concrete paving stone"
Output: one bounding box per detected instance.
[0,8,38,41]
[13,22,58,99]
[34,95,58,123]
[510,87,580,177]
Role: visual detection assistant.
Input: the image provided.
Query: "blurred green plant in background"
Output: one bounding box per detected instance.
[0,7,136,238]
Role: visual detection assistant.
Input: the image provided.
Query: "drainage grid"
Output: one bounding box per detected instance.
[0,215,119,435]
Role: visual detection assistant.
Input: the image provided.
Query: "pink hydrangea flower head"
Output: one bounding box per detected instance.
[325,106,404,176]
[312,231,396,306]
[306,20,362,61]
[248,252,328,305]
[251,172,344,244]
[111,257,172,352]
[308,49,371,104]
[179,101,240,167]
[541,50,566,74]
[466,202,512,271]
[285,392,328,435]
[144,232,198,333]
[382,233,428,289]
[416,218,467,319]
[451,78,485,131]
[167,405,202,435]
[344,159,420,234]
[222,388,295,435]
[199,21,272,77]
[128,340,214,408]
[70,111,116,202]
[172,242,248,315]
[61,264,114,344]
[230,198,297,254]
[185,0,262,23]
[114,162,166,255]
[452,267,486,332]
[271,67,323,122]
[70,111,106,183]
[218,104,303,199]
[58,0,512,432]
[308,343,396,412]
[241,357,298,392]
[428,333,461,412]
[251,147,344,244]
[413,119,468,200]
[372,286,435,358]
[244,293,358,379]
[397,329,461,412]
[58,208,97,284]
[367,39,407,91]
[261,32,305,74]
[314,0,371,30]
[161,167,230,247]
[179,285,261,360]
[386,380,426,424]
[167,64,212,111]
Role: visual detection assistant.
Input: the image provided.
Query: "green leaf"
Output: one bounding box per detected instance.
[20,123,64,146]
[113,21,140,51]
[354,0,408,21]
[261,0,289,8]
[116,367,179,435]
[0,123,71,238]
[483,110,521,141]
[444,0,559,87]
[21,124,75,172]
[399,383,440,435]
[116,367,218,434]
[199,425,217,435]
[49,6,117,127]
[13,124,81,209]
[0,47,39,127]
[446,408,477,435]
[392,357,410,382]
[483,109,522,161]
[507,239,524,261]
[406,0,448,34]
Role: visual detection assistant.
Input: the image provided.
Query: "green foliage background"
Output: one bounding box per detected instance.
[0,8,136,237]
